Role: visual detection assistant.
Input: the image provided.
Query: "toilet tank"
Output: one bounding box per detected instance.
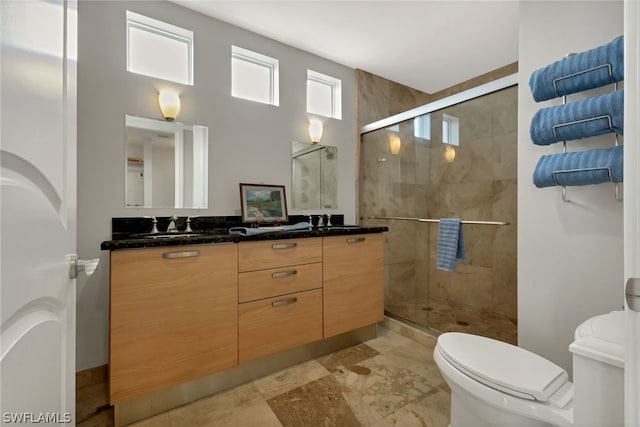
[569,310,624,427]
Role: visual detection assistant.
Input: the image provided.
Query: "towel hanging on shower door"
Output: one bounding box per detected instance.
[436,218,465,272]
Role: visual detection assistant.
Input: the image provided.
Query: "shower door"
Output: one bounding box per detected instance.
[360,85,518,344]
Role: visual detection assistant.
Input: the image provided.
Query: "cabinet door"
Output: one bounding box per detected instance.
[239,289,323,364]
[109,244,238,403]
[323,234,384,338]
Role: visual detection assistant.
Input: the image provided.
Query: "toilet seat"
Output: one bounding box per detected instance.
[437,333,569,402]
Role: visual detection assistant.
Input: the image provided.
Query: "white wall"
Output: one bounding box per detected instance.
[518,1,624,375]
[77,1,356,370]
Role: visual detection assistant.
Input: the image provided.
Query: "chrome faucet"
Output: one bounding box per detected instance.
[166,215,178,233]
[150,217,159,234]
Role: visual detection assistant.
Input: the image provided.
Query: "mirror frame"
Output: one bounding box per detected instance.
[125,115,208,209]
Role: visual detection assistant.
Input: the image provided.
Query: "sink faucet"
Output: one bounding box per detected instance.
[150,217,159,234]
[166,215,178,233]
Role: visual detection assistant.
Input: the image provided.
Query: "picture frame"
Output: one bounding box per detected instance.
[239,183,288,223]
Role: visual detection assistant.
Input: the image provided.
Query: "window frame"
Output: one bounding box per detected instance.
[307,69,342,119]
[442,113,460,146]
[126,10,194,85]
[231,45,280,106]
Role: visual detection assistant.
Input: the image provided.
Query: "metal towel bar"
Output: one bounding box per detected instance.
[367,216,510,226]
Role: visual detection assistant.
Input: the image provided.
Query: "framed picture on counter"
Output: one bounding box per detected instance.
[239,183,288,223]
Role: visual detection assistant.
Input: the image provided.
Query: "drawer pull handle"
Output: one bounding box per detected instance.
[347,237,366,244]
[162,250,200,259]
[272,243,297,249]
[272,297,298,307]
[272,270,297,279]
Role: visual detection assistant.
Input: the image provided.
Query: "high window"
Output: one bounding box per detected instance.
[126,11,193,85]
[442,113,459,145]
[414,114,431,140]
[231,46,280,106]
[307,70,342,119]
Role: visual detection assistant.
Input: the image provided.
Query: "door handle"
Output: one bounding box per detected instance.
[347,237,365,244]
[272,243,297,249]
[626,278,640,312]
[272,297,298,307]
[272,270,297,279]
[162,250,200,259]
[69,255,100,279]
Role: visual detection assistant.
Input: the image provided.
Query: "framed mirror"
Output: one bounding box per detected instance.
[291,141,337,209]
[125,115,208,208]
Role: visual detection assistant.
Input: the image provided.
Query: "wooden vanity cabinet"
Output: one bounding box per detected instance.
[323,233,384,338]
[109,243,238,404]
[238,238,323,363]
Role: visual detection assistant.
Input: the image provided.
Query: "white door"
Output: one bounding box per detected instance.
[625,2,640,425]
[1,0,77,424]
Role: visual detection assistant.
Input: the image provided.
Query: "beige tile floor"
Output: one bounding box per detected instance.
[122,326,451,427]
[387,296,517,345]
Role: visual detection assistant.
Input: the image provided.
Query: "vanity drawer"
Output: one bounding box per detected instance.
[238,237,322,272]
[239,262,322,303]
[238,288,322,363]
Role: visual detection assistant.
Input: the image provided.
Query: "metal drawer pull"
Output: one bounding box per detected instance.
[272,242,297,249]
[347,237,366,244]
[272,270,298,279]
[272,297,298,307]
[162,250,200,259]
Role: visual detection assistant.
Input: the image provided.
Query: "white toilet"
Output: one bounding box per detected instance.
[434,310,624,427]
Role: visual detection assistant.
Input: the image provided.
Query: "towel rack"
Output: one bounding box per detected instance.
[552,63,614,97]
[551,114,614,140]
[366,216,510,226]
[555,55,621,203]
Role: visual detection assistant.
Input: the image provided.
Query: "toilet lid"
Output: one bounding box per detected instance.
[437,332,569,402]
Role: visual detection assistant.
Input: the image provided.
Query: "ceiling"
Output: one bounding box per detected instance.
[170,1,519,94]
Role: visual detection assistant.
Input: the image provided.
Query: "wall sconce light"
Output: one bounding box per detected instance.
[444,145,456,162]
[309,119,323,144]
[389,134,401,155]
[158,90,181,121]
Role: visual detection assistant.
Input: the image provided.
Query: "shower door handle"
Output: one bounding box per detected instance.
[626,278,640,312]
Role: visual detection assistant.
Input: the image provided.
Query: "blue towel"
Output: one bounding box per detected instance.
[436,219,464,272]
[529,37,623,102]
[530,90,623,146]
[228,222,310,236]
[533,146,623,188]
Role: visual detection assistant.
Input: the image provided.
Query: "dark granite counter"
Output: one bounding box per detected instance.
[101,215,387,250]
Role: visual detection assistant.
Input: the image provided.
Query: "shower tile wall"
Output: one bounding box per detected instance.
[359,85,517,345]
[356,69,432,127]
[427,86,517,343]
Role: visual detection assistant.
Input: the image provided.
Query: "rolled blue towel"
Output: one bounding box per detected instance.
[436,219,464,272]
[229,221,310,235]
[530,90,623,146]
[533,146,623,188]
[529,37,623,102]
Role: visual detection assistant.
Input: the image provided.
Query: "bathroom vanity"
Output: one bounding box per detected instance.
[102,218,386,416]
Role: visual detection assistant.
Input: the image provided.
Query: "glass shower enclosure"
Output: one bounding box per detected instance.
[359,79,518,344]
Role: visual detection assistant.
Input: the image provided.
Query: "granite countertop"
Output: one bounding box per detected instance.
[101,215,387,250]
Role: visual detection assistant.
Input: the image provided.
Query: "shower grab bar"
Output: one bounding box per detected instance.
[367,216,510,226]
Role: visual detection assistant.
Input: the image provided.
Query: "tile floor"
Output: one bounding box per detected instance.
[387,296,517,345]
[120,326,451,427]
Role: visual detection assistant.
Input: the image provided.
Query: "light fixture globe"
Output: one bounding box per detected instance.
[158,90,181,121]
[309,119,323,144]
[389,134,401,155]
